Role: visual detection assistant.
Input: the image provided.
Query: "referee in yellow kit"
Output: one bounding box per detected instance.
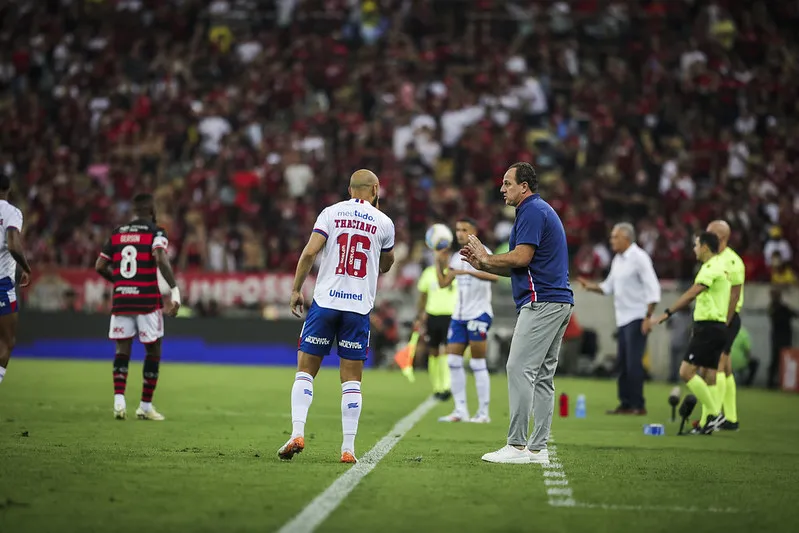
[416,261,457,400]
[655,231,730,435]
[706,220,744,431]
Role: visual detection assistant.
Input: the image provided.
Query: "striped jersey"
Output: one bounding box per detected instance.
[99,220,168,315]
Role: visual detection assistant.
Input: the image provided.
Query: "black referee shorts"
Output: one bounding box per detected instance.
[723,312,742,355]
[684,321,728,370]
[425,314,451,350]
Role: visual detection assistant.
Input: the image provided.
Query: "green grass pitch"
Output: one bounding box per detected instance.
[1,359,798,533]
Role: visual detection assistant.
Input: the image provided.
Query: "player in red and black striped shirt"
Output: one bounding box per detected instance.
[95,193,180,421]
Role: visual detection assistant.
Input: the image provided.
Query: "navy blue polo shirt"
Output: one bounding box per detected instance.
[508,194,574,311]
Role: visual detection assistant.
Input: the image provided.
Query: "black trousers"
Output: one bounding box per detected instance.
[617,319,647,409]
[769,335,792,389]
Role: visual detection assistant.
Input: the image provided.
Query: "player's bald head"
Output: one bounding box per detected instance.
[349,169,380,207]
[349,169,379,189]
[706,220,731,245]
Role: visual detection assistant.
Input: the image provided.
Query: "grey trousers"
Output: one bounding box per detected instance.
[506,301,573,451]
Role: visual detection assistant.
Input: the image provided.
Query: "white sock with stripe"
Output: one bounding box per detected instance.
[291,372,314,438]
[448,354,468,416]
[0,366,5,384]
[469,358,490,417]
[341,381,362,453]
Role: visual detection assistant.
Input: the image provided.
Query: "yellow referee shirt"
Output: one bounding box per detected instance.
[718,246,745,313]
[693,254,731,323]
[417,266,456,316]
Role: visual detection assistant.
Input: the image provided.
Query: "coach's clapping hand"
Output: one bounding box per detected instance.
[290,291,306,318]
[460,235,488,270]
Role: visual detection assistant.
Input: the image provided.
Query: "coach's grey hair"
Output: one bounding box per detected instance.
[613,222,636,243]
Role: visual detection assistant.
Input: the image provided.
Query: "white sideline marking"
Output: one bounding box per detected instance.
[276,397,438,533]
[541,439,740,514]
[572,502,741,513]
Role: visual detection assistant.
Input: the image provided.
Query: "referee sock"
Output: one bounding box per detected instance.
[448,354,468,415]
[428,355,442,393]
[439,352,451,392]
[716,374,727,415]
[702,384,721,426]
[686,375,717,424]
[724,374,738,423]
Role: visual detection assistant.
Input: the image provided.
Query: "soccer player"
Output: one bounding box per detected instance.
[95,193,181,421]
[655,232,730,434]
[416,261,455,400]
[279,169,395,464]
[0,175,32,385]
[434,217,498,423]
[706,220,744,431]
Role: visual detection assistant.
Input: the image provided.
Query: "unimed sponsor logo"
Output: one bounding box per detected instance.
[303,336,330,346]
[329,289,363,301]
[338,340,363,350]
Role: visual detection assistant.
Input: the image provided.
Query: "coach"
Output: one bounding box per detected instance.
[461,162,573,465]
[577,223,660,415]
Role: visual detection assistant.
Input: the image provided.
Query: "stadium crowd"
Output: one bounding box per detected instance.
[1,0,798,289]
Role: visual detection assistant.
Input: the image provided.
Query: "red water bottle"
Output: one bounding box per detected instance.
[559,393,569,417]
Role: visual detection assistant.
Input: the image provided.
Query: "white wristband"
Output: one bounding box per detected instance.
[170,286,181,305]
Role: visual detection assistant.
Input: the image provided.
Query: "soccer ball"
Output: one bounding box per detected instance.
[425,224,454,251]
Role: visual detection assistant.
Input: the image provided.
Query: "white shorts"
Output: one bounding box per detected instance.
[109,310,164,344]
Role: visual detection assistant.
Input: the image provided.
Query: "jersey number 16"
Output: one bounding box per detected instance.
[335,233,370,279]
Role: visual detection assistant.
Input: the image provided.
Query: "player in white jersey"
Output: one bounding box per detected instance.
[434,218,497,423]
[0,175,33,385]
[278,169,395,464]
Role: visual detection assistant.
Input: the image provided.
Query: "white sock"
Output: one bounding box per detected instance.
[114,394,126,410]
[448,354,468,415]
[341,381,362,453]
[0,366,5,384]
[139,401,152,412]
[469,358,490,417]
[291,372,314,438]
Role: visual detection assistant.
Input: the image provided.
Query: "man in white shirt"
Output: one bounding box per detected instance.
[578,223,661,415]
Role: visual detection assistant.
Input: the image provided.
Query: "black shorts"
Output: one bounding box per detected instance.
[723,313,742,354]
[425,314,451,349]
[684,321,728,370]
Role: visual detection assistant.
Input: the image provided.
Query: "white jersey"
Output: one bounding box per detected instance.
[311,199,395,315]
[0,200,23,283]
[449,246,493,320]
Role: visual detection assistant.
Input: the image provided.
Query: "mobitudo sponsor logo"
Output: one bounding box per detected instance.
[303,336,330,345]
[329,289,363,301]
